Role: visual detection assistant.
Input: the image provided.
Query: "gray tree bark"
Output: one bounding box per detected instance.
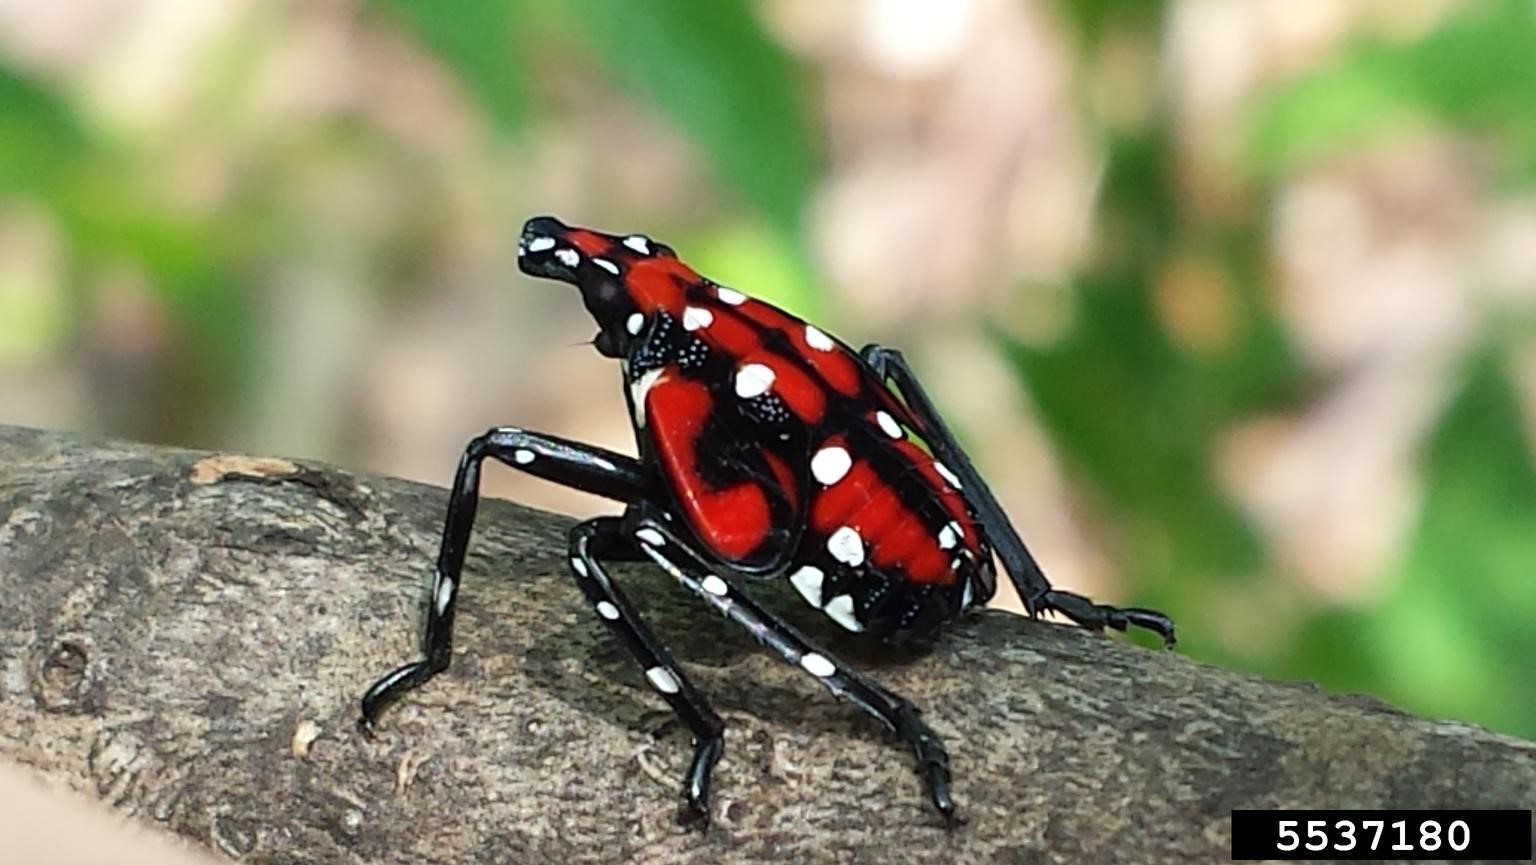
[0,424,1531,865]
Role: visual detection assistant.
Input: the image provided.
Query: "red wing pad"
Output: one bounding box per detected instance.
[645,373,800,570]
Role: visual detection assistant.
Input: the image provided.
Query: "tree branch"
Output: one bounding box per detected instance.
[1,425,1531,864]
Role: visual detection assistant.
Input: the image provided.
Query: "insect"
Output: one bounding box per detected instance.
[359,215,1175,827]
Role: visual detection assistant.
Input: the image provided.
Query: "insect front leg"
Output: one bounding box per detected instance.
[859,344,1176,647]
[359,427,653,731]
[625,513,960,827]
[569,516,726,828]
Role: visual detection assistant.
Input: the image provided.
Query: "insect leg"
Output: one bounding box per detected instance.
[359,427,654,731]
[570,516,726,828]
[860,344,1176,647]
[626,513,960,827]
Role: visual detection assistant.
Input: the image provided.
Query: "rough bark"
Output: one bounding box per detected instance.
[0,424,1531,865]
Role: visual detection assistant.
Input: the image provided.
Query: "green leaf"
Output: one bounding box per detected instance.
[1249,0,1536,175]
[1370,352,1536,737]
[998,125,1295,603]
[1055,0,1166,48]
[374,0,528,131]
[572,0,817,233]
[0,64,256,424]
[1279,351,1536,741]
[1000,278,1270,598]
[0,65,90,198]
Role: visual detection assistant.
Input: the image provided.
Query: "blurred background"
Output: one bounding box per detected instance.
[0,0,1532,751]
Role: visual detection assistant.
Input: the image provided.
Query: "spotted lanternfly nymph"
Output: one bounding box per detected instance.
[359,215,1176,827]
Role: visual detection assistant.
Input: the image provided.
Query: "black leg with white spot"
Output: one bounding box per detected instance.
[359,427,654,731]
[568,516,726,827]
[859,345,1176,647]
[625,511,959,826]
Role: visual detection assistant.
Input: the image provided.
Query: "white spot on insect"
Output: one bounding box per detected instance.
[596,600,620,621]
[701,575,729,597]
[800,652,836,677]
[716,286,746,305]
[734,363,776,399]
[789,565,825,608]
[623,235,650,255]
[626,312,645,335]
[594,257,620,275]
[934,460,962,489]
[570,557,589,578]
[804,325,834,352]
[810,446,852,485]
[937,521,959,550]
[554,248,580,268]
[824,594,863,632]
[682,306,714,331]
[629,367,665,428]
[827,526,866,566]
[434,577,454,613]
[527,236,556,253]
[513,448,535,465]
[876,411,903,440]
[646,666,681,694]
[636,527,665,547]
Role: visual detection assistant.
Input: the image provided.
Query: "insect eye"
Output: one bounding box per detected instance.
[592,328,624,358]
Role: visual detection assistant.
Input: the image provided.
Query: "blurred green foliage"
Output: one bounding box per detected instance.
[370,0,821,316]
[377,0,529,130]
[571,0,816,235]
[0,68,86,195]
[1373,355,1536,734]
[1037,0,1536,739]
[1251,0,1536,180]
[0,64,253,441]
[377,0,814,234]
[0,0,1530,741]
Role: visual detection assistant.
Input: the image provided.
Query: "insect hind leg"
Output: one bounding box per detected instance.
[1038,589,1176,647]
[626,511,961,827]
[568,516,725,828]
[859,344,1176,648]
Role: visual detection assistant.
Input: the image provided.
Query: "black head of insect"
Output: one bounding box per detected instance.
[517,215,683,359]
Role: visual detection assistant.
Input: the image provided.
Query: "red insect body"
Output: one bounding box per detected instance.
[646,374,784,564]
[537,222,998,636]
[359,215,1175,830]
